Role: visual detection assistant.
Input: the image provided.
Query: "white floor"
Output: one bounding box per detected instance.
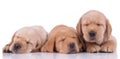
[3,52,118,59]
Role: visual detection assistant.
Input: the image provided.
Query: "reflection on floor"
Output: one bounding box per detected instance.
[3,52,118,59]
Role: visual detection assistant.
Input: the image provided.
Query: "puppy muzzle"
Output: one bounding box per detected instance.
[89,31,96,38]
[13,43,21,50]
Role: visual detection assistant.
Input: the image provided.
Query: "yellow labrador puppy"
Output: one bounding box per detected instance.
[3,26,48,53]
[41,25,82,54]
[76,10,116,53]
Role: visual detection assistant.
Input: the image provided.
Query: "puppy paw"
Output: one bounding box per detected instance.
[3,45,12,53]
[100,43,115,53]
[41,46,53,53]
[86,43,100,53]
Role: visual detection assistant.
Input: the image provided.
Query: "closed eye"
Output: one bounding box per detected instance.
[97,24,102,26]
[84,24,89,26]
[60,39,65,42]
[72,37,77,38]
[26,41,33,45]
[26,41,30,44]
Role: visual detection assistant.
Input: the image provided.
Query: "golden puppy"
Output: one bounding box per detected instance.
[41,25,82,54]
[3,26,48,53]
[76,10,116,53]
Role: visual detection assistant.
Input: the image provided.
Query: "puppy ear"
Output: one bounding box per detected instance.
[105,19,112,40]
[76,18,86,51]
[41,33,55,52]
[76,18,83,37]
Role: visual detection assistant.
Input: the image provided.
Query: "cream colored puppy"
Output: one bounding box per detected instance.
[76,10,116,53]
[3,26,48,53]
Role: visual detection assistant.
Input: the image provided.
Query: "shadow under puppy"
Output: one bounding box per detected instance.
[3,26,48,53]
[76,10,116,53]
[41,25,82,54]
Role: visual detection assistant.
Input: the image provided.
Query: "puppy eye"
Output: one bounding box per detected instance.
[26,41,30,44]
[26,41,32,44]
[72,37,77,38]
[97,24,101,26]
[60,39,65,42]
[26,41,33,45]
[84,24,89,26]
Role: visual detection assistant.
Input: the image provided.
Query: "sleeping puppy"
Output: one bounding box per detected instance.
[41,25,82,54]
[76,10,116,53]
[3,26,48,53]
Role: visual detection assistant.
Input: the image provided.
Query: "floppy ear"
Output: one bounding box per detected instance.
[104,19,112,40]
[76,18,83,37]
[76,18,86,51]
[41,32,56,52]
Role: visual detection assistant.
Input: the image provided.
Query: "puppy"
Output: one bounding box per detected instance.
[76,10,116,53]
[3,26,48,53]
[41,25,82,54]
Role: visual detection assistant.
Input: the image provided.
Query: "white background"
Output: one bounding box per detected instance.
[0,0,120,59]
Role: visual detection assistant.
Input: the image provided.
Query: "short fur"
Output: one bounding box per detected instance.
[3,26,48,53]
[76,10,116,53]
[41,25,82,54]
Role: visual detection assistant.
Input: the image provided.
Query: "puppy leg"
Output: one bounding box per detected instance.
[31,47,40,53]
[3,44,12,53]
[3,41,13,53]
[86,42,100,53]
[79,42,83,52]
[31,48,40,52]
[100,36,116,53]
[41,40,54,53]
[41,34,55,53]
[31,43,42,52]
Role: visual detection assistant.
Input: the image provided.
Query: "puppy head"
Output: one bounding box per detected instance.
[55,29,80,54]
[77,10,112,44]
[9,28,34,53]
[9,36,32,53]
[42,25,80,54]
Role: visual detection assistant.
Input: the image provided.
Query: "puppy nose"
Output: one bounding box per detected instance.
[89,31,96,37]
[14,43,21,50]
[69,43,75,49]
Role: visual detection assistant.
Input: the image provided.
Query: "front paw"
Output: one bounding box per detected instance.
[3,45,12,53]
[100,43,115,53]
[41,46,53,53]
[86,43,100,53]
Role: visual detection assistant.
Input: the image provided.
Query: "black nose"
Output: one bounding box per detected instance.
[69,43,75,49]
[89,31,96,37]
[14,43,21,50]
